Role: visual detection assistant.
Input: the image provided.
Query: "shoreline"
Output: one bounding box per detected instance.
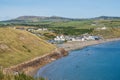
[3,38,120,76]
[59,38,120,52]
[3,48,68,76]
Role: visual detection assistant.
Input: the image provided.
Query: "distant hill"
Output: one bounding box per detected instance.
[0,28,56,67]
[93,16,120,20]
[15,16,120,21]
[16,16,82,22]
[2,16,82,23]
[1,16,120,27]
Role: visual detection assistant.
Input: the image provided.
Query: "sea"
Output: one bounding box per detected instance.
[35,40,120,80]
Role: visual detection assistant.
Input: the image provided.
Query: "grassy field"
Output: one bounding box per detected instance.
[96,20,120,27]
[1,19,120,38]
[0,28,56,67]
[0,20,94,29]
[48,20,94,28]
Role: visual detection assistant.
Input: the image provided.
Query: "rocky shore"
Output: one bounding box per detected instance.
[3,48,68,76]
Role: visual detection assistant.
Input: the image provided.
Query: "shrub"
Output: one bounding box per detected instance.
[0,71,45,80]
[15,72,34,80]
[0,70,4,80]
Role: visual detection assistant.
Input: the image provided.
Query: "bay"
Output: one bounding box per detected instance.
[35,40,120,80]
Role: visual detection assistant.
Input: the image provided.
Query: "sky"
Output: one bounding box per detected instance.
[0,0,120,20]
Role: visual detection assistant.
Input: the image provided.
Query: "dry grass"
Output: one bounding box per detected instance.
[0,28,56,67]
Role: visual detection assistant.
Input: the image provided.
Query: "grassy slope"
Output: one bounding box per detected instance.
[0,28,56,67]
[92,28,120,39]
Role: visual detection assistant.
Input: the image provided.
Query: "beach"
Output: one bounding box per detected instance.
[59,38,120,51]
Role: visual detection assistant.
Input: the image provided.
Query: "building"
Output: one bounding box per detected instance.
[84,36,100,40]
[54,35,65,41]
[96,27,107,30]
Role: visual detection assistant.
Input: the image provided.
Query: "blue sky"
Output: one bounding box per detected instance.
[0,0,120,20]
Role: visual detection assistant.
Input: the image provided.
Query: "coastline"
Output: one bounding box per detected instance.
[3,38,120,76]
[3,48,68,76]
[35,38,120,80]
[59,38,120,52]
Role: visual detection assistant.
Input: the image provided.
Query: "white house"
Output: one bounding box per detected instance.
[101,27,107,30]
[85,36,100,40]
[81,38,85,41]
[70,36,85,42]
[96,27,107,30]
[37,28,42,31]
[54,35,65,41]
[88,36,96,40]
[37,28,48,31]
[27,28,35,32]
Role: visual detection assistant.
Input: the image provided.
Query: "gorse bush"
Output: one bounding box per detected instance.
[15,72,34,80]
[0,70,4,80]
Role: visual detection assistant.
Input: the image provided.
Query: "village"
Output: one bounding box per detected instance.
[13,26,105,44]
[1,0,120,80]
[51,33,101,44]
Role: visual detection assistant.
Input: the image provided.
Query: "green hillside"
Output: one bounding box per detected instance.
[0,28,56,67]
[2,16,81,23]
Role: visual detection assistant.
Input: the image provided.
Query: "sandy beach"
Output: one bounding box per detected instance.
[59,38,120,51]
